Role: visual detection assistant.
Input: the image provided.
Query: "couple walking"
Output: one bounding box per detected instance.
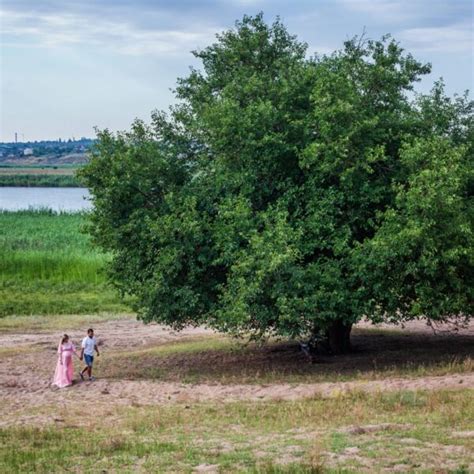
[52,328,100,388]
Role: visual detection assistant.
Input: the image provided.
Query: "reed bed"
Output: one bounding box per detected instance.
[0,174,80,187]
[0,209,128,316]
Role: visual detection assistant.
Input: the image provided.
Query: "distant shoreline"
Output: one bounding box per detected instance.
[0,166,81,187]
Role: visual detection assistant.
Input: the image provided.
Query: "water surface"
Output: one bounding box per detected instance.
[0,187,91,212]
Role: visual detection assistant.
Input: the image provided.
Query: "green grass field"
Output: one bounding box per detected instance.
[0,174,80,187]
[0,165,81,187]
[0,210,129,316]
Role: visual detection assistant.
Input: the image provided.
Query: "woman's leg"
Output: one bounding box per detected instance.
[66,356,74,385]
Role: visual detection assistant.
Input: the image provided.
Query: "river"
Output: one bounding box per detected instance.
[0,187,92,212]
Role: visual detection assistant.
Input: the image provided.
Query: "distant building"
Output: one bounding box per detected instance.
[23,148,34,156]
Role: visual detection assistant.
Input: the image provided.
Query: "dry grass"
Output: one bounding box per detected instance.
[99,327,474,384]
[0,312,132,332]
[1,389,472,472]
[0,345,33,358]
[1,315,472,472]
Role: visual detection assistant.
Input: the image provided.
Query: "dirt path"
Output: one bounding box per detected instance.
[0,318,214,350]
[0,318,472,427]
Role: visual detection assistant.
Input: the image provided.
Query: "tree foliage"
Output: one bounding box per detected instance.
[80,15,473,352]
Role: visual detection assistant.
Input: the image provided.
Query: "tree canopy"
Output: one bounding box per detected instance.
[80,14,473,353]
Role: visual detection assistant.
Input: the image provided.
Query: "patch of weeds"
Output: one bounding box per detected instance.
[253,461,325,473]
[0,312,133,332]
[380,390,428,409]
[452,466,470,474]
[329,432,349,453]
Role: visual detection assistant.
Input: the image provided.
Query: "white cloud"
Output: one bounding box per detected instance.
[399,21,473,53]
[0,8,220,56]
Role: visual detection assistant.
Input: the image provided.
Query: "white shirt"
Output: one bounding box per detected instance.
[82,336,97,356]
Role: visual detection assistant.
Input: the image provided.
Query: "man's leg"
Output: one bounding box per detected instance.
[82,355,92,379]
[86,355,94,379]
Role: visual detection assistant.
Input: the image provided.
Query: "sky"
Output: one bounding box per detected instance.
[0,0,472,142]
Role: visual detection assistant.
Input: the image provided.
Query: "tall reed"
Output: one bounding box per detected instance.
[0,210,128,315]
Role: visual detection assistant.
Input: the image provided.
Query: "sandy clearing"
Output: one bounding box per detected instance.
[2,372,472,409]
[1,373,473,428]
[0,319,214,350]
[0,318,472,427]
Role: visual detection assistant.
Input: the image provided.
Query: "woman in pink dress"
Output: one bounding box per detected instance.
[53,334,78,388]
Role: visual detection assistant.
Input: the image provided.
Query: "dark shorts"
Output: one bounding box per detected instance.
[84,354,94,367]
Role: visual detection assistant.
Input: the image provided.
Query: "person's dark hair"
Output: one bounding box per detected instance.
[87,328,94,334]
[61,334,69,344]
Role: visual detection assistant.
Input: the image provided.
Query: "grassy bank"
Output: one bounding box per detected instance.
[0,165,81,187]
[1,389,472,472]
[0,210,129,316]
[0,174,80,187]
[0,164,77,171]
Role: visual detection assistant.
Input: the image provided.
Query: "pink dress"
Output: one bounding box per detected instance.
[53,342,76,388]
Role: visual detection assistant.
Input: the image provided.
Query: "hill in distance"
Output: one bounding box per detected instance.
[0,138,94,166]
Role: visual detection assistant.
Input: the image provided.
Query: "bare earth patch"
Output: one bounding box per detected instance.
[1,316,473,472]
[0,317,473,428]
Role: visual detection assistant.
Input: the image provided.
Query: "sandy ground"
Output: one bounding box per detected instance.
[0,318,473,427]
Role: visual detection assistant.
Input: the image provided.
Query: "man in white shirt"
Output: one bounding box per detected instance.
[80,328,100,381]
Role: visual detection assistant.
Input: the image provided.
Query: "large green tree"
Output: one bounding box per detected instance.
[80,15,473,353]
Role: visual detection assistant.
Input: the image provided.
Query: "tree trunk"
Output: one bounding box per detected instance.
[326,319,352,354]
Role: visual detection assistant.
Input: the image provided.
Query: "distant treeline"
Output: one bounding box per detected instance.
[0,174,81,187]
